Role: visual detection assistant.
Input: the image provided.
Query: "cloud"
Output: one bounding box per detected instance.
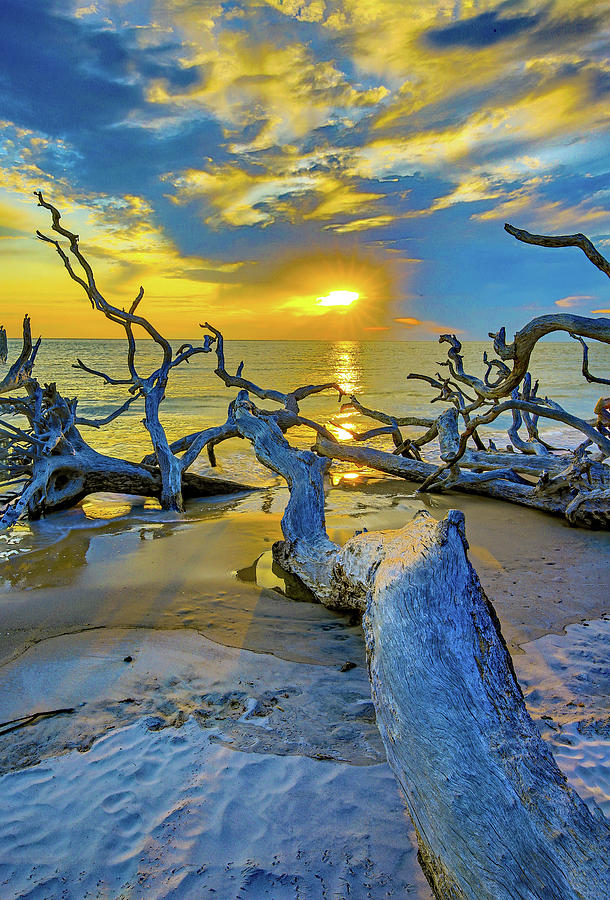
[554,295,597,308]
[394,316,463,335]
[0,0,608,340]
[324,214,396,233]
[0,0,188,134]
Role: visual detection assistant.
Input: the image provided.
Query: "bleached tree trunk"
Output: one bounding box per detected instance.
[362,512,609,899]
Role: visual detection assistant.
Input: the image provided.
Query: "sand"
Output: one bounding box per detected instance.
[0,474,608,898]
[0,630,430,898]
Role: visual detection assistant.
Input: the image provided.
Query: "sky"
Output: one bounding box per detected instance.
[0,0,608,340]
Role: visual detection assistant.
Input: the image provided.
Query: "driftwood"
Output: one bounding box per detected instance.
[320,225,610,527]
[363,512,610,899]
[314,436,610,528]
[34,193,227,511]
[3,206,609,530]
[0,315,40,395]
[228,393,610,898]
[0,323,249,527]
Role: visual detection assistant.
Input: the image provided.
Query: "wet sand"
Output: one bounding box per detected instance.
[1,478,608,666]
[0,476,608,898]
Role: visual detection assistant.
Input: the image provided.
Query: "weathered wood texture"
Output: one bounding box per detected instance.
[363,511,610,899]
[0,374,250,527]
[1,438,248,528]
[232,395,610,898]
[0,315,40,395]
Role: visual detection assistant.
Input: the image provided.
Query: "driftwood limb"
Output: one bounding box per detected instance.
[232,394,340,601]
[75,395,142,428]
[571,334,610,386]
[504,222,610,278]
[434,318,610,402]
[314,438,610,527]
[200,322,345,416]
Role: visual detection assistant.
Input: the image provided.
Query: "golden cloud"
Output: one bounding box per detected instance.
[554,295,597,308]
[394,316,464,335]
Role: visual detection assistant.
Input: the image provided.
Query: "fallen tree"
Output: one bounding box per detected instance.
[0,321,248,527]
[229,391,610,899]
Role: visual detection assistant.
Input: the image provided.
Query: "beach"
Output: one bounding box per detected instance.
[2,0,609,889]
[1,467,608,898]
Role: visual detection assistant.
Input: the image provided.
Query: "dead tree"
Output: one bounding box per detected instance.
[0,315,40,395]
[33,193,253,511]
[228,391,610,899]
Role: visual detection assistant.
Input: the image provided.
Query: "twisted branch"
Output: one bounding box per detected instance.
[504,223,610,278]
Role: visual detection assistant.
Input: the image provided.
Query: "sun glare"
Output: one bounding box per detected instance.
[316,290,359,307]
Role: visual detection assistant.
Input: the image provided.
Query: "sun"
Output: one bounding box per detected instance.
[316,290,359,307]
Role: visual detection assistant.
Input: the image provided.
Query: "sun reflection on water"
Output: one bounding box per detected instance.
[330,471,362,486]
[332,342,362,395]
[325,342,363,439]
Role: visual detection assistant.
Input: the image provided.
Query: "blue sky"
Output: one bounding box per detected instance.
[0,0,608,339]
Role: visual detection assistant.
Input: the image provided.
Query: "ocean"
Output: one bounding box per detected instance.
[7,337,609,466]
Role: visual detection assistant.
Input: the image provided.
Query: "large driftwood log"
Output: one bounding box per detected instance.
[231,394,609,898]
[363,512,610,899]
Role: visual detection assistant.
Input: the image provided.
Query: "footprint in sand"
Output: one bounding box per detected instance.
[101,789,137,815]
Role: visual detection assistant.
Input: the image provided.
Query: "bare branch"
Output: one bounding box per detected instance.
[72,358,134,386]
[179,419,239,473]
[438,316,610,401]
[343,394,434,429]
[504,222,610,277]
[36,192,174,366]
[75,394,141,428]
[202,322,345,423]
[571,334,610,386]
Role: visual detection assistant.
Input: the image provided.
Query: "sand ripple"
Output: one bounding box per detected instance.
[516,615,610,817]
[0,718,430,898]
